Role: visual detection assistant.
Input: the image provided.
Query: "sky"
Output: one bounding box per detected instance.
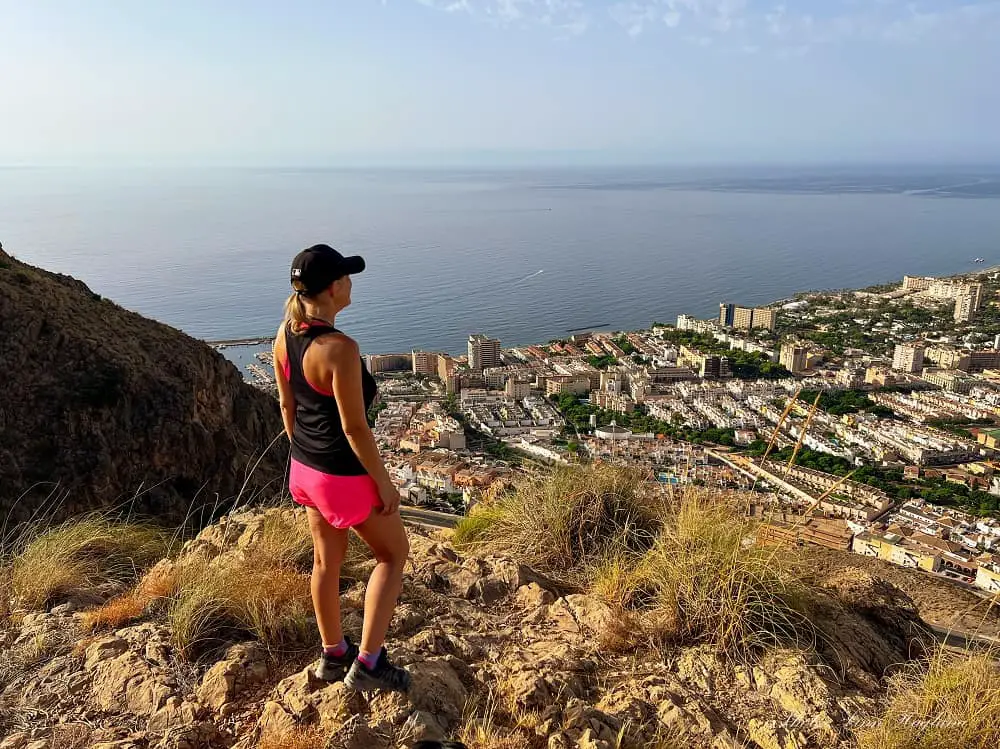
[1,0,998,166]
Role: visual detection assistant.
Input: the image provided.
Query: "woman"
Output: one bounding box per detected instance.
[273,243,411,693]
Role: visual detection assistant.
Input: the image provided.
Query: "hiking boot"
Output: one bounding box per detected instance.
[344,647,412,693]
[314,638,359,682]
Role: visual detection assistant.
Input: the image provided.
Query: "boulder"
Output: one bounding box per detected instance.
[407,658,469,727]
[0,734,28,749]
[516,583,556,608]
[196,642,270,710]
[745,718,809,749]
[326,715,392,749]
[258,701,300,741]
[84,635,130,668]
[89,651,174,716]
[147,697,203,733]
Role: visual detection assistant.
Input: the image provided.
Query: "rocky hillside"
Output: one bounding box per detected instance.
[0,506,942,749]
[0,248,287,522]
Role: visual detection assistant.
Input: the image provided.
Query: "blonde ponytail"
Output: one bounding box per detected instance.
[284,291,310,335]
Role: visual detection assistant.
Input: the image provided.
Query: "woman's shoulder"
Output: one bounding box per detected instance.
[273,322,288,350]
[314,329,360,360]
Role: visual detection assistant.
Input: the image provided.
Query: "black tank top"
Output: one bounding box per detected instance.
[286,322,378,476]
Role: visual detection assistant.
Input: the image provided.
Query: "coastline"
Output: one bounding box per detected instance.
[214,263,994,369]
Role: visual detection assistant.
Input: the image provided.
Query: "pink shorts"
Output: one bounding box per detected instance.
[289,459,382,529]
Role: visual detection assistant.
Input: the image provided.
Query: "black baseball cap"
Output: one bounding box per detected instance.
[290,244,365,296]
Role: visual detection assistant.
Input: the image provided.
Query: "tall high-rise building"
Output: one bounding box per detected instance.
[467,334,501,371]
[733,306,755,330]
[719,303,736,327]
[752,308,777,332]
[779,343,808,374]
[412,350,440,377]
[955,290,978,323]
[968,282,984,310]
[437,354,456,382]
[892,342,926,373]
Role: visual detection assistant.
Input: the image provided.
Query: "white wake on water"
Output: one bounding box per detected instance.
[516,269,545,283]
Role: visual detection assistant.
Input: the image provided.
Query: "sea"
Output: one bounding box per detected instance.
[3,165,1000,369]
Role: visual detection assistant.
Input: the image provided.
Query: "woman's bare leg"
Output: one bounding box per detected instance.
[306,507,350,647]
[352,510,410,654]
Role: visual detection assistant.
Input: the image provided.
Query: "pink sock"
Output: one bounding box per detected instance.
[323,639,347,657]
[358,649,380,670]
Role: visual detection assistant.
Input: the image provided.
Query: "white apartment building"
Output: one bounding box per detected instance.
[780,343,808,373]
[955,291,978,323]
[892,342,925,373]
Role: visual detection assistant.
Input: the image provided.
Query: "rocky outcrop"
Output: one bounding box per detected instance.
[0,508,931,749]
[0,247,287,522]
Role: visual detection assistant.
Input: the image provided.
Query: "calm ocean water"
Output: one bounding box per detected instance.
[3,166,1000,356]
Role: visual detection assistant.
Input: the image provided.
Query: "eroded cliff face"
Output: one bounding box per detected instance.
[0,247,287,522]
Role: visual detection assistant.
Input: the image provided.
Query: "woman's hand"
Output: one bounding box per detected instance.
[377,479,402,515]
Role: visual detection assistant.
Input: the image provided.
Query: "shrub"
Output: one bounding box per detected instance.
[857,647,1000,749]
[454,464,661,582]
[6,516,169,610]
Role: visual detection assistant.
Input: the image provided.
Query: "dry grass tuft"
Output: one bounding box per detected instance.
[168,552,313,659]
[245,509,368,578]
[64,509,321,659]
[252,511,315,571]
[257,725,329,749]
[857,646,1000,749]
[617,724,688,749]
[457,465,813,660]
[81,561,179,631]
[602,490,815,659]
[0,567,14,630]
[454,464,661,583]
[6,515,169,610]
[455,465,816,659]
[458,688,546,749]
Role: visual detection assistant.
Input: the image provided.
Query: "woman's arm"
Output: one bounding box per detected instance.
[327,336,399,514]
[273,327,296,441]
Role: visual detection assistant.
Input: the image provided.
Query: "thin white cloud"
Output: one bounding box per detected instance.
[415,0,590,35]
[609,1,660,36]
[413,0,1000,45]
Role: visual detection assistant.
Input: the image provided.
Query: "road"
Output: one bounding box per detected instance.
[400,505,459,529]
[930,624,1000,652]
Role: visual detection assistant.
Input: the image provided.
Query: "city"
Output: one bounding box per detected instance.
[230,268,1000,598]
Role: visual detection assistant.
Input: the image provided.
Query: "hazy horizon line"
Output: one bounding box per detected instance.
[4,159,1000,172]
